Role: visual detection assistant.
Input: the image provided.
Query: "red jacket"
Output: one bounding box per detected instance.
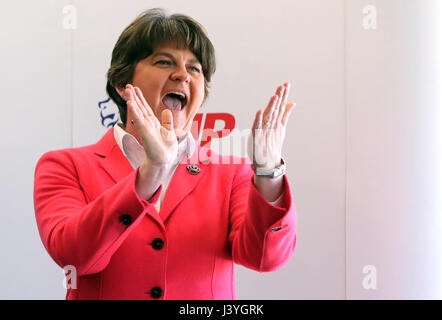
[33,128,297,300]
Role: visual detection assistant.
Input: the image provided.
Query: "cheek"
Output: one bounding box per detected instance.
[192,81,205,104]
[132,68,164,98]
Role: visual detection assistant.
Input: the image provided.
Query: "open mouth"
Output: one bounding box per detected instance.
[162,92,187,111]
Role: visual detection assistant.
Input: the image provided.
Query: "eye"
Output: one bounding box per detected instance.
[189,66,201,73]
[155,60,172,66]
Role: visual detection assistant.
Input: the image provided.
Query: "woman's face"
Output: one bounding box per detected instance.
[130,43,205,139]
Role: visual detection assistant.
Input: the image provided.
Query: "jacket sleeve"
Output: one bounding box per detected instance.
[228,163,297,272]
[33,150,162,276]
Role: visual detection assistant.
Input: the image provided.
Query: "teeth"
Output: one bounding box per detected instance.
[169,92,185,99]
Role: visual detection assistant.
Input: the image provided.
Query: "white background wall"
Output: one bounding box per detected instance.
[0,0,440,299]
[346,0,442,299]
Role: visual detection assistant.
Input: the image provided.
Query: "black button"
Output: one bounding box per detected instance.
[271,227,283,232]
[150,286,163,299]
[119,214,132,226]
[151,238,164,250]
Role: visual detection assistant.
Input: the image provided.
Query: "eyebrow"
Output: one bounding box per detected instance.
[151,52,201,64]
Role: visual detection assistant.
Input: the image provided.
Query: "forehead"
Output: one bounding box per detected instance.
[150,42,200,63]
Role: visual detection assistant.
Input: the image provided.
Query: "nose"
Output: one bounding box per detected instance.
[170,64,190,83]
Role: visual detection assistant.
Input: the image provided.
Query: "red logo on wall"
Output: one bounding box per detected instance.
[192,113,235,148]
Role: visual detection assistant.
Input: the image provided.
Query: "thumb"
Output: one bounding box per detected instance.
[161,109,174,131]
[282,102,296,126]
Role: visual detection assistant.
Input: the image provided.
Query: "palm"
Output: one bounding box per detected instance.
[248,83,295,169]
[125,85,179,167]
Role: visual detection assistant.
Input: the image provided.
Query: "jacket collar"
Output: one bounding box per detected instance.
[92,128,133,183]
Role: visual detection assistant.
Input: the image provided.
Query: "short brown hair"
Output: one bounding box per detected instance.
[106,8,216,125]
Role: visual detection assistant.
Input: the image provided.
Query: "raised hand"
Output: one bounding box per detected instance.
[124,84,178,167]
[247,82,296,170]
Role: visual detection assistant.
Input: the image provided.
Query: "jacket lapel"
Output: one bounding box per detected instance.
[93,128,133,183]
[159,142,213,224]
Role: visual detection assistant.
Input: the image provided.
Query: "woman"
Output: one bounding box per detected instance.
[34,8,297,300]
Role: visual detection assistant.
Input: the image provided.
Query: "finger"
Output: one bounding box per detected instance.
[127,84,148,120]
[262,95,278,128]
[275,82,290,127]
[268,85,284,128]
[127,100,145,128]
[251,110,263,136]
[127,100,155,148]
[281,102,296,126]
[124,86,145,121]
[254,110,263,129]
[249,110,263,163]
[134,86,156,118]
[161,109,174,131]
